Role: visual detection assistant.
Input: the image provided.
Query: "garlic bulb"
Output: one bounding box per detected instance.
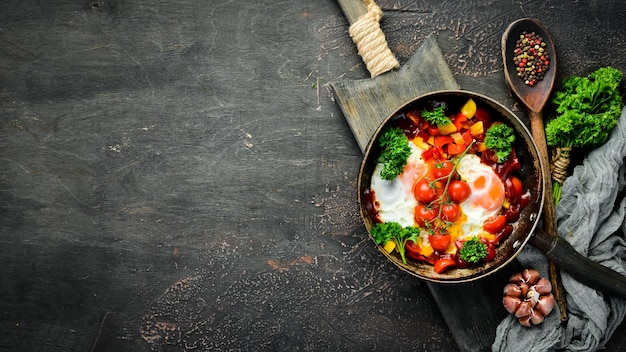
[502,268,556,326]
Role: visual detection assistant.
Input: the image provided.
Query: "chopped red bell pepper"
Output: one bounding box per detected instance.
[447,142,467,155]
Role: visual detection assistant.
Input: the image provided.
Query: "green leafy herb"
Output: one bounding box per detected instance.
[546,66,624,202]
[484,123,516,162]
[459,237,487,264]
[421,105,451,126]
[378,127,411,181]
[370,222,419,264]
[547,66,623,148]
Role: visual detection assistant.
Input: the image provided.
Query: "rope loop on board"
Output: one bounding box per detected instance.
[348,0,400,78]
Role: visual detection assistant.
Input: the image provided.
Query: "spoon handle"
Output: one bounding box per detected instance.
[529,110,569,322]
[529,110,558,232]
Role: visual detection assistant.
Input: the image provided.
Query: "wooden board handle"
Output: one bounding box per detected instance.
[336,0,368,25]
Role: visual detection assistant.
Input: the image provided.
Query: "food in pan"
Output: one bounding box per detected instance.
[363,97,530,273]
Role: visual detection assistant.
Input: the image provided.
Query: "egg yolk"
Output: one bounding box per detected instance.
[468,172,505,212]
[399,160,428,192]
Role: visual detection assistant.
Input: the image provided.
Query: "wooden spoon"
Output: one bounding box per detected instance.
[501,18,568,322]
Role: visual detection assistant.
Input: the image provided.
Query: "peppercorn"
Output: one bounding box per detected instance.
[513,31,550,86]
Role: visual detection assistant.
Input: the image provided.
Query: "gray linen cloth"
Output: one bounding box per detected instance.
[492,106,626,351]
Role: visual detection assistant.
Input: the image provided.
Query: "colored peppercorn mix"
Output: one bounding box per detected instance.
[513,31,550,86]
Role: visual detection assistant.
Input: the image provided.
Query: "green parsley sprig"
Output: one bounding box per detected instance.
[378,127,411,181]
[371,222,419,264]
[484,123,516,163]
[421,105,451,126]
[459,237,487,263]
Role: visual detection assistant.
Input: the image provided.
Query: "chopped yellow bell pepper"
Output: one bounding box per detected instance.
[460,98,477,118]
[419,242,434,257]
[445,244,457,256]
[470,120,484,136]
[481,233,497,242]
[383,240,396,253]
[450,132,465,145]
[413,136,430,150]
[438,122,458,136]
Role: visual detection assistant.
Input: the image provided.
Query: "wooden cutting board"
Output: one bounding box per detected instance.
[331,32,523,352]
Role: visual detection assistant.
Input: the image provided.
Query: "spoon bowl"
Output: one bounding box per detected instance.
[502,18,557,114]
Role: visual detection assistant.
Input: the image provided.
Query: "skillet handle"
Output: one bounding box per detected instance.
[530,229,626,299]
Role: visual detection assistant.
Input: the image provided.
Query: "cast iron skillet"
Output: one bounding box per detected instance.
[358,90,626,297]
[358,90,543,283]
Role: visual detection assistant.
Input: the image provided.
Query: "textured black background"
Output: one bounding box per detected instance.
[1,1,625,351]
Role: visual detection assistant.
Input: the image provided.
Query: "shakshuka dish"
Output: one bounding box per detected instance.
[362,97,531,274]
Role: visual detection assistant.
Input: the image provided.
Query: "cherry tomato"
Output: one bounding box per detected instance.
[432,159,454,179]
[512,176,523,194]
[493,224,514,244]
[448,180,471,203]
[429,231,451,251]
[413,178,443,203]
[483,214,507,234]
[520,190,531,208]
[483,241,496,262]
[504,204,521,222]
[441,203,461,222]
[406,237,438,264]
[434,257,457,273]
[404,240,422,260]
[507,176,523,204]
[414,204,438,227]
[426,124,440,136]
[473,106,492,127]
[455,256,470,269]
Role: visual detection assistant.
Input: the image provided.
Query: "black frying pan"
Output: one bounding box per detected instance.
[358,90,626,297]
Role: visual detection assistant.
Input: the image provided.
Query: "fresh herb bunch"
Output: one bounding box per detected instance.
[547,66,623,148]
[370,222,419,264]
[378,127,411,181]
[484,123,516,163]
[421,105,451,126]
[459,237,487,263]
[546,66,624,202]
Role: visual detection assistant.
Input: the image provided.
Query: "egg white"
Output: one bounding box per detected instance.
[456,154,505,240]
[370,143,425,227]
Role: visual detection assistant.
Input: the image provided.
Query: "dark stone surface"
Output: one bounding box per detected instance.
[1,0,625,351]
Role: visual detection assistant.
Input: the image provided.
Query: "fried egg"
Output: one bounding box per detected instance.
[455,154,505,239]
[370,143,427,227]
